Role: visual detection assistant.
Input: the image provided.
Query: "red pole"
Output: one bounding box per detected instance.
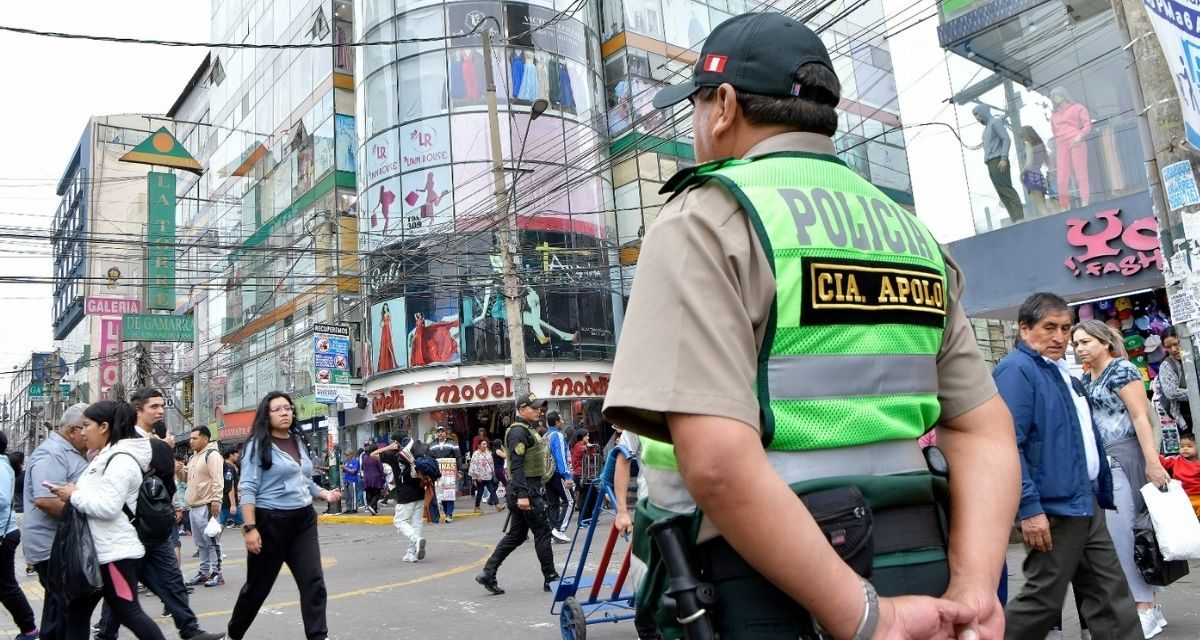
[611,544,633,598]
[589,525,620,603]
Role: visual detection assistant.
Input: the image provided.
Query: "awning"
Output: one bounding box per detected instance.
[218,409,255,442]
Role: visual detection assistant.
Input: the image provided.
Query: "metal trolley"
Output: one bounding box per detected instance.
[549,447,639,640]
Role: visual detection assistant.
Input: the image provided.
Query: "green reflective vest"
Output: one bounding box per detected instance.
[504,421,547,481]
[665,151,948,452]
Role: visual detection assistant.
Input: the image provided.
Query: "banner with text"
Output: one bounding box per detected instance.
[147,172,177,310]
[1143,0,1200,148]
[314,323,351,404]
[99,318,123,394]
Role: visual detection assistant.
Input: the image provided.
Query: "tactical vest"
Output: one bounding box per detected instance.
[505,421,547,480]
[664,151,948,451]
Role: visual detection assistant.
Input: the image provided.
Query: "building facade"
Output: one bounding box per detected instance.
[350,0,920,448]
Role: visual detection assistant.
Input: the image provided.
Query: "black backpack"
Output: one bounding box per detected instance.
[105,452,175,544]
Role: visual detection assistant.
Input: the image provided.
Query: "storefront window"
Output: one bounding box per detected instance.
[398,52,450,122]
[941,2,1150,234]
[395,5,446,59]
[363,19,395,77]
[364,64,398,137]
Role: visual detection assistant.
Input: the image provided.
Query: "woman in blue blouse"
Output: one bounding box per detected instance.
[226,392,341,640]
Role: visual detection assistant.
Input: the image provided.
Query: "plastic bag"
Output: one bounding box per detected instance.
[203,517,222,538]
[1133,524,1190,586]
[1140,480,1200,560]
[47,503,103,604]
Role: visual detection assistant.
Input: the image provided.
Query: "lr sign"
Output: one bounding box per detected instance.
[1063,208,1163,278]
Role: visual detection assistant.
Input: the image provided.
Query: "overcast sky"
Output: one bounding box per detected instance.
[0,2,209,379]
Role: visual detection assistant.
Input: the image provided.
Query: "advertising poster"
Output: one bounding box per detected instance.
[313,323,351,404]
[399,117,451,173]
[1143,1,1200,149]
[365,129,400,185]
[363,176,402,248]
[407,297,463,367]
[370,297,408,374]
[400,165,454,236]
[335,114,357,173]
[436,458,458,501]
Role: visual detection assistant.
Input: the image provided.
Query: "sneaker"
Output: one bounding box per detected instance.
[24,565,34,576]
[1139,608,1163,639]
[184,572,209,587]
[182,631,226,640]
[1153,604,1167,629]
[204,573,225,588]
[401,552,415,563]
[160,606,172,618]
[544,572,560,593]
[417,538,427,561]
[191,550,200,558]
[365,505,377,515]
[473,507,483,514]
[15,628,38,640]
[445,516,453,523]
[551,528,570,543]
[475,571,504,595]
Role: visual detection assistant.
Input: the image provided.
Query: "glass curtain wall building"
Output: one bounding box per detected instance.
[196,0,360,447]
[352,0,918,445]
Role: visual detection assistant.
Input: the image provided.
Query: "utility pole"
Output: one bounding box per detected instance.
[1113,0,1200,423]
[482,29,531,400]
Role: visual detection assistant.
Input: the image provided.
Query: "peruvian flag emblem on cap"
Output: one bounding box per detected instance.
[704,54,728,73]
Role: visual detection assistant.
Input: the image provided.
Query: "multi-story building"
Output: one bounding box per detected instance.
[7,355,35,454]
[927,0,1180,390]
[350,0,919,447]
[51,115,189,411]
[192,0,361,460]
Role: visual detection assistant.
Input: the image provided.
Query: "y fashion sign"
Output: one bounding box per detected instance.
[1143,0,1200,148]
[1063,208,1164,278]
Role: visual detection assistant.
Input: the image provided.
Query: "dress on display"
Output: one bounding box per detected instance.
[558,62,576,109]
[517,55,541,101]
[411,317,462,366]
[511,52,525,99]
[377,314,400,372]
[1051,100,1093,209]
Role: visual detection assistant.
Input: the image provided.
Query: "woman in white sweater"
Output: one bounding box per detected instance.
[48,401,166,640]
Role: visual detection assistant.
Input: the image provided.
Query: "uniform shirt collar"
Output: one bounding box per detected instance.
[743,132,837,159]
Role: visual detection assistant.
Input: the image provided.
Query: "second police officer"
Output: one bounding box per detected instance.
[476,394,560,595]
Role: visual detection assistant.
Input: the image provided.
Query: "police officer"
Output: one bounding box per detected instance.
[475,394,560,595]
[603,12,1021,640]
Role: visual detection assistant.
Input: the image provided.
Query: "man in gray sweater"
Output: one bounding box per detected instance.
[974,104,1024,223]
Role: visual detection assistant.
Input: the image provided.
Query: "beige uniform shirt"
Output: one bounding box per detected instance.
[603,132,997,442]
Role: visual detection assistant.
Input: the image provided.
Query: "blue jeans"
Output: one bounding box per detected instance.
[220,504,244,527]
[429,495,455,522]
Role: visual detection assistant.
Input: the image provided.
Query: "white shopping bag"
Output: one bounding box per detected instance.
[203,517,223,538]
[1140,480,1200,561]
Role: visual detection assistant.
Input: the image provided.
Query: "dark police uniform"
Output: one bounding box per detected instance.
[476,394,559,595]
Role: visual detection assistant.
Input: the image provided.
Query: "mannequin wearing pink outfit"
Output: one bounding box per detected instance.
[1049,86,1092,209]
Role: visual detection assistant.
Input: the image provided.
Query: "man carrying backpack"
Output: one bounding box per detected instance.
[373,432,428,562]
[184,426,225,588]
[96,389,223,640]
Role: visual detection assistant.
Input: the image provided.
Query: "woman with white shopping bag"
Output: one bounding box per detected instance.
[1073,321,1172,637]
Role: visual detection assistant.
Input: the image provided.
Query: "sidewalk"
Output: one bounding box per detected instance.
[316,495,504,525]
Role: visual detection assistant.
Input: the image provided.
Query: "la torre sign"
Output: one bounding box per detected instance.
[369,373,611,415]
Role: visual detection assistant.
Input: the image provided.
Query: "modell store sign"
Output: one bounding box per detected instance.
[122,314,195,342]
[313,323,351,404]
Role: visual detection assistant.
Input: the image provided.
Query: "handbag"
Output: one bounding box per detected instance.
[1133,524,1190,586]
[46,503,103,604]
[1140,480,1200,560]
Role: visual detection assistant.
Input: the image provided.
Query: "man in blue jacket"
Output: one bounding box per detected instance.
[543,411,573,542]
[994,292,1140,638]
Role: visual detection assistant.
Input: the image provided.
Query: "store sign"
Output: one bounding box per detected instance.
[1143,0,1200,149]
[371,387,406,415]
[85,297,142,316]
[1063,208,1163,278]
[146,171,177,310]
[549,374,610,398]
[435,376,516,405]
[313,323,351,404]
[365,130,400,184]
[399,117,450,172]
[122,314,194,342]
[99,317,123,393]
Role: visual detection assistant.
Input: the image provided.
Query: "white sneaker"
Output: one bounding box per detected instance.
[1153,604,1167,629]
[1139,608,1163,639]
[551,528,570,543]
[402,552,415,563]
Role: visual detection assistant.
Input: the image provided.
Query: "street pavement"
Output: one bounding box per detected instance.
[3,499,1200,638]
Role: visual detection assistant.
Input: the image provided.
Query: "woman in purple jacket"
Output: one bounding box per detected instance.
[361,443,386,516]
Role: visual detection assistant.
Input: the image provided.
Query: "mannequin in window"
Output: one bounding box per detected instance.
[376,303,400,372]
[1050,86,1092,209]
[1019,126,1055,217]
[972,104,1024,223]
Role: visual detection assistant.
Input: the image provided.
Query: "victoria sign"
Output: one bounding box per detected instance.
[1063,208,1163,278]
